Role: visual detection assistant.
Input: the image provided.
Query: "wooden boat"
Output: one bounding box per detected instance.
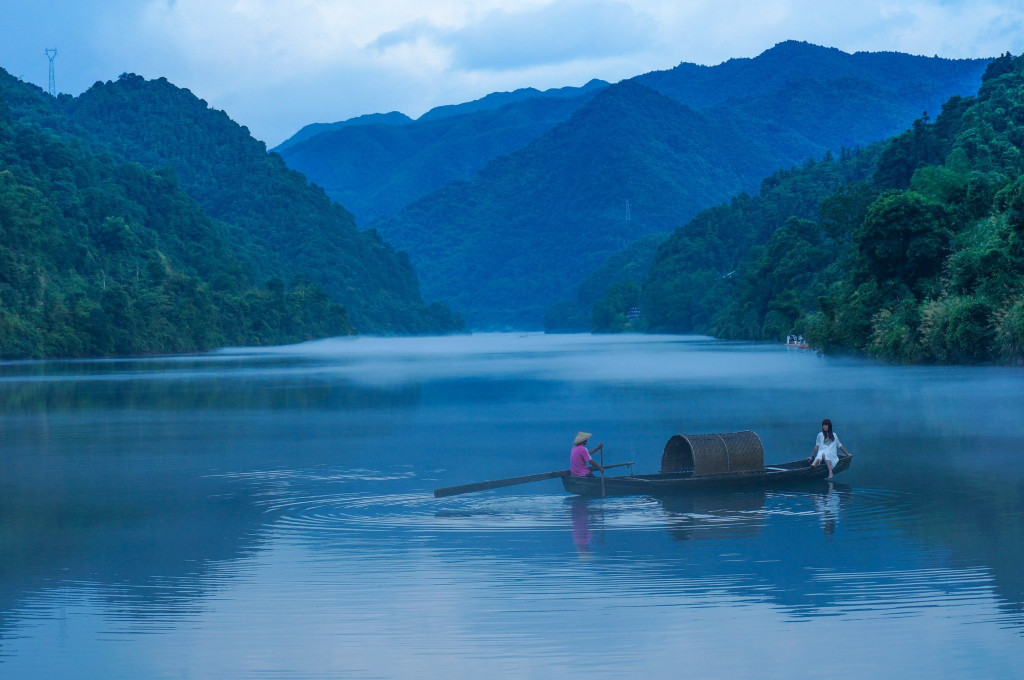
[561,430,852,497]
[785,335,810,349]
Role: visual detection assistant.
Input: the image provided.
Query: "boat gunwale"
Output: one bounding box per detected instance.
[562,454,852,496]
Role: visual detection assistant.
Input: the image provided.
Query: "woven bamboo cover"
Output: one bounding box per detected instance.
[661,430,764,475]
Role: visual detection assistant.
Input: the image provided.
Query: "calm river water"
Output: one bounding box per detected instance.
[1,333,1022,679]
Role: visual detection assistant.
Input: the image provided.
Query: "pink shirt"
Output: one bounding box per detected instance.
[570,444,593,476]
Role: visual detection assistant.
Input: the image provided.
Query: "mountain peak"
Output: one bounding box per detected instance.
[762,40,841,56]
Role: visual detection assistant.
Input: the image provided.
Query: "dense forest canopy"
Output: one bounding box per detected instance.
[0,69,460,359]
[3,41,1014,363]
[0,71,352,357]
[597,53,1024,365]
[63,74,461,335]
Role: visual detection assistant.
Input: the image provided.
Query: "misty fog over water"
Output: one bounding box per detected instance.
[1,333,1022,679]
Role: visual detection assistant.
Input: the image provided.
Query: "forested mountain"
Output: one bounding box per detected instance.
[620,146,883,334]
[544,232,667,333]
[283,42,986,228]
[0,67,462,358]
[290,41,986,329]
[0,69,353,358]
[276,82,607,223]
[376,80,787,328]
[621,53,1024,364]
[61,74,460,335]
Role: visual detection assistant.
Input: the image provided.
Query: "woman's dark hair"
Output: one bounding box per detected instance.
[821,418,834,442]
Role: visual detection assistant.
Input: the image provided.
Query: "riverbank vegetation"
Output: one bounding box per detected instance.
[0,69,460,359]
[0,75,352,357]
[597,53,1024,364]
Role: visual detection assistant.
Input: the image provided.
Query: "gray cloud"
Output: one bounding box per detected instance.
[5,0,1023,147]
[373,0,657,71]
[371,19,442,52]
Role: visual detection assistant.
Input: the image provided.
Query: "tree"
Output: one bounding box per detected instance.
[592,280,641,332]
[854,190,953,292]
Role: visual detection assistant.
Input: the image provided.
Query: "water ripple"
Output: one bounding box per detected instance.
[217,466,920,544]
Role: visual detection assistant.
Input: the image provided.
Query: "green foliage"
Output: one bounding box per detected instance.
[638,147,882,336]
[544,232,667,333]
[868,298,923,363]
[872,101,969,190]
[61,73,461,335]
[591,280,644,332]
[854,190,953,292]
[711,217,825,341]
[819,182,878,241]
[543,300,591,333]
[993,297,1024,362]
[919,295,993,363]
[0,67,365,359]
[375,80,787,328]
[349,44,986,329]
[996,175,1024,236]
[663,50,1024,365]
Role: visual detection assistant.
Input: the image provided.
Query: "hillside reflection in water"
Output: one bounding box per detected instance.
[1,333,1022,679]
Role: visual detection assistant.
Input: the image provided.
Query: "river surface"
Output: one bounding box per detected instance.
[1,333,1022,679]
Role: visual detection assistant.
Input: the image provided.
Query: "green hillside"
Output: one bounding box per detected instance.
[630,53,1024,364]
[62,74,460,335]
[545,232,667,333]
[628,147,883,335]
[0,69,353,358]
[375,80,780,328]
[296,42,986,329]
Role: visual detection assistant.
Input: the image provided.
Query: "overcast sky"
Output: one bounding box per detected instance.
[2,1,1022,147]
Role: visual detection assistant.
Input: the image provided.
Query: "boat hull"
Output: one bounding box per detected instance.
[561,454,852,497]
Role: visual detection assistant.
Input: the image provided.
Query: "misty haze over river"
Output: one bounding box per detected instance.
[2,333,1022,678]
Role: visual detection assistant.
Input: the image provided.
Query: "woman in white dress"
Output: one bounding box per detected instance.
[809,418,850,480]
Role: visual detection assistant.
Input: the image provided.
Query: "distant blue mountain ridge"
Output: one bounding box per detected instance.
[277,41,991,329]
[274,79,610,223]
[274,111,414,153]
[275,79,609,152]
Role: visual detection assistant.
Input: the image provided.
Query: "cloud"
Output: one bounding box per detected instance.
[6,0,1024,147]
[661,0,1023,63]
[373,0,657,71]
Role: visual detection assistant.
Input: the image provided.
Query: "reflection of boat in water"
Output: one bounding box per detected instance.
[659,489,768,542]
[567,490,771,547]
[561,431,852,497]
[657,488,767,515]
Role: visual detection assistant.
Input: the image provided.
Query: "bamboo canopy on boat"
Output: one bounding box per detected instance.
[660,430,765,476]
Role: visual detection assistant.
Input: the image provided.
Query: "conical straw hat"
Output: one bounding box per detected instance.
[574,432,592,445]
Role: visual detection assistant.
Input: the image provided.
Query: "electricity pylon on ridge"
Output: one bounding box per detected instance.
[45,48,57,96]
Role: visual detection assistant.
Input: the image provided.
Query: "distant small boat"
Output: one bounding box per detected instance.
[561,430,852,497]
[785,335,810,349]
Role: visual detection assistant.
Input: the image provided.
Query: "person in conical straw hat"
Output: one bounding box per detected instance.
[570,431,604,477]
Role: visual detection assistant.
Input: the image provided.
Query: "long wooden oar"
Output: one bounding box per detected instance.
[434,462,635,498]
